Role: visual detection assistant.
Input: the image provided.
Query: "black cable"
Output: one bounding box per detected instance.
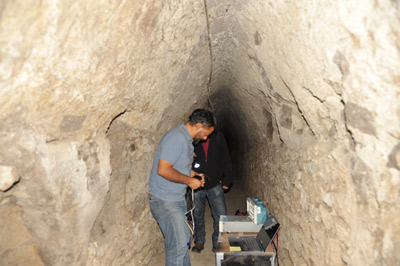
[277,233,280,266]
[272,240,279,266]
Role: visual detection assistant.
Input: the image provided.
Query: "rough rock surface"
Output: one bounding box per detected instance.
[206,1,400,265]
[0,0,399,266]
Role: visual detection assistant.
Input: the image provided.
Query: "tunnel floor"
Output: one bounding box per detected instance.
[151,174,247,266]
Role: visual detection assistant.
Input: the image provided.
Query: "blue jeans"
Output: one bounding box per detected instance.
[149,194,191,266]
[193,184,227,249]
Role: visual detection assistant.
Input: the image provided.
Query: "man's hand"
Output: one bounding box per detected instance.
[190,171,206,188]
[188,177,204,190]
[191,173,205,189]
[198,173,205,186]
[219,180,229,190]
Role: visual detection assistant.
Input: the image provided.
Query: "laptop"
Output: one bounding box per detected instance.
[228,217,280,252]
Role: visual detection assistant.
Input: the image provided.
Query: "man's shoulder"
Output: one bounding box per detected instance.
[164,124,186,137]
[162,125,187,143]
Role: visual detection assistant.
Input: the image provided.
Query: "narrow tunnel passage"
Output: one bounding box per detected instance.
[0,1,399,266]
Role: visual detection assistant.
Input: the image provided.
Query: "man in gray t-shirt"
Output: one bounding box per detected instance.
[148,109,215,266]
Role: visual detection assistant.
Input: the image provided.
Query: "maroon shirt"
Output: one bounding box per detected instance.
[202,138,210,160]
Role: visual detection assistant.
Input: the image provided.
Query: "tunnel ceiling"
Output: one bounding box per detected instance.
[0,0,399,266]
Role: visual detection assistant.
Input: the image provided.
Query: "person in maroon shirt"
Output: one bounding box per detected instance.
[190,130,232,253]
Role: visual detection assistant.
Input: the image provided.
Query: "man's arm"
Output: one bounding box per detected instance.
[158,159,204,189]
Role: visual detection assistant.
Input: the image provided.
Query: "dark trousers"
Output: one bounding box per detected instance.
[193,184,227,249]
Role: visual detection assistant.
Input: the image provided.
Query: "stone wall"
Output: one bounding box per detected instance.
[0,0,399,265]
[206,1,400,265]
[0,0,211,265]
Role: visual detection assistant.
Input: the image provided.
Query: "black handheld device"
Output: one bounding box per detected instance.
[193,175,202,180]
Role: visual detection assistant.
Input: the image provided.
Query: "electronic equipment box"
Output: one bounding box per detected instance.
[246,197,267,225]
[219,215,263,233]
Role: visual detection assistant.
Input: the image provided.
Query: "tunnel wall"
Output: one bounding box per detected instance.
[0,0,211,265]
[1,0,399,266]
[206,1,400,265]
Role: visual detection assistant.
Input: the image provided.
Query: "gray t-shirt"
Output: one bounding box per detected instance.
[148,124,193,201]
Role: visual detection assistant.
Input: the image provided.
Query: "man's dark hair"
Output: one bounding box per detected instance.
[188,109,216,128]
